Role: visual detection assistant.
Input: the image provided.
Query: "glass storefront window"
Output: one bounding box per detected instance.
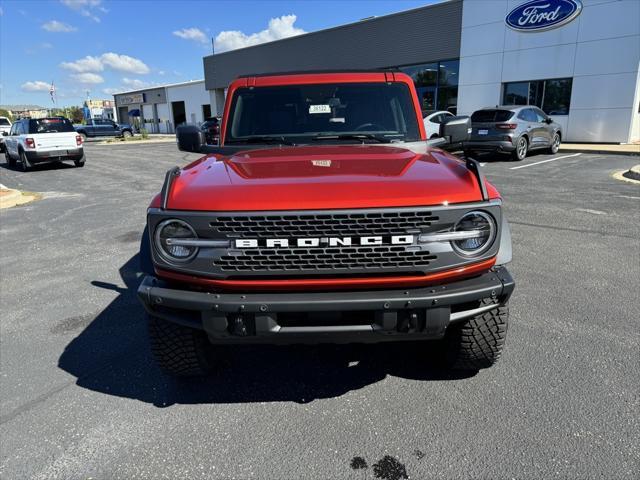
[396,60,459,113]
[503,78,573,115]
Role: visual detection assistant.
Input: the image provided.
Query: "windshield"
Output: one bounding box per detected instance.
[28,118,75,134]
[471,110,514,123]
[226,83,420,144]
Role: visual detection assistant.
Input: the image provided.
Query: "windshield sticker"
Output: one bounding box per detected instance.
[309,104,331,114]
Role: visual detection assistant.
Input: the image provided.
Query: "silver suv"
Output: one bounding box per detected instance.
[464,106,562,161]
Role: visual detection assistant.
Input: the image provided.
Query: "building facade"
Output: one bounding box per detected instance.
[112,80,218,133]
[202,0,640,143]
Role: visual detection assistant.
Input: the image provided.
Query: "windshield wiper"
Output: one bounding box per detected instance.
[311,133,391,143]
[227,136,295,146]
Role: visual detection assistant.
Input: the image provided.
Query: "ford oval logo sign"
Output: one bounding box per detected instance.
[506,0,582,32]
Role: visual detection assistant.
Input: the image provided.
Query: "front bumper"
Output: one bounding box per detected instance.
[137,266,514,344]
[464,140,515,153]
[25,148,84,163]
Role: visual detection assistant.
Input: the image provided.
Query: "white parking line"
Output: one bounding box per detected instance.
[510,153,582,170]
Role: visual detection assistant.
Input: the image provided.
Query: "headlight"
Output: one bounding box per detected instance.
[451,211,496,256]
[154,219,198,263]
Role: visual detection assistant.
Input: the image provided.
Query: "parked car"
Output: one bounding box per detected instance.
[74,118,134,140]
[200,117,220,144]
[138,71,515,377]
[0,116,12,153]
[464,106,562,161]
[423,110,454,138]
[3,117,84,171]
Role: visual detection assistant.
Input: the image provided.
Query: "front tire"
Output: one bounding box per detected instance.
[79,132,88,142]
[548,133,560,154]
[5,151,16,168]
[148,314,216,376]
[444,299,509,371]
[511,136,528,161]
[122,130,133,138]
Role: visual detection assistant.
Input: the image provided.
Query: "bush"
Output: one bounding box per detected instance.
[140,128,149,139]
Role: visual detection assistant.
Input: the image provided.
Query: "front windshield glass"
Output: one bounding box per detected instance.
[226,83,420,144]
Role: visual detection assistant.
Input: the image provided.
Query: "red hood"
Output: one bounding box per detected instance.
[164,145,499,211]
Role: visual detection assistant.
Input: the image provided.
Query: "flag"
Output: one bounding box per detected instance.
[49,82,56,104]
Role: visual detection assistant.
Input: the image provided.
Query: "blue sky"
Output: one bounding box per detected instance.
[0,0,435,107]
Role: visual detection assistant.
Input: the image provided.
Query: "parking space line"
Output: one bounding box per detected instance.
[510,153,582,170]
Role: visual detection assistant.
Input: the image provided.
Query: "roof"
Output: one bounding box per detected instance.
[237,68,399,78]
[480,105,530,111]
[111,79,205,96]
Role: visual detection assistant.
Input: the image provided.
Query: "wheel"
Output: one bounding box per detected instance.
[5,151,16,168]
[443,299,509,371]
[148,314,216,376]
[463,149,475,159]
[74,154,86,167]
[548,133,560,154]
[79,132,88,142]
[512,136,528,161]
[122,130,133,138]
[19,150,31,172]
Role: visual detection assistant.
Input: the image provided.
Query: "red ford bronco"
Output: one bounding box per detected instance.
[138,71,514,376]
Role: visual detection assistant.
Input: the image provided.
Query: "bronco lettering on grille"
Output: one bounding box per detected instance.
[234,235,415,249]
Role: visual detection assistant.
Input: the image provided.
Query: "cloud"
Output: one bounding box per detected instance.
[122,77,150,89]
[71,72,104,84]
[173,27,208,45]
[101,52,150,74]
[61,0,105,23]
[42,20,77,32]
[21,81,52,92]
[102,87,121,95]
[60,52,150,74]
[60,55,103,72]
[214,14,304,53]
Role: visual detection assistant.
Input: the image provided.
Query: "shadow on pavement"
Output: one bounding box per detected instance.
[58,254,474,407]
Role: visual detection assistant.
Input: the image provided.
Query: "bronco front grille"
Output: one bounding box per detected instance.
[215,245,437,272]
[211,211,439,238]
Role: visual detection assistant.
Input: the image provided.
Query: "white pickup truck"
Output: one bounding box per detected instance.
[3,117,85,171]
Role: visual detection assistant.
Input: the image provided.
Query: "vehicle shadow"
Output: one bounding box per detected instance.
[0,159,75,172]
[58,254,475,407]
[468,149,552,163]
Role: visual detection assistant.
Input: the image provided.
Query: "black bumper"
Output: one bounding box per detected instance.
[25,148,84,163]
[137,267,515,344]
[464,140,515,153]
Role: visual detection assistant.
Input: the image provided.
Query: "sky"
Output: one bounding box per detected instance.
[0,0,436,107]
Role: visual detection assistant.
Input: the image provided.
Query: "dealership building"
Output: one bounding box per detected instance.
[113,80,217,133]
[202,0,640,143]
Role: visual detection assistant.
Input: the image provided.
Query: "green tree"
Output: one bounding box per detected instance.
[0,108,14,122]
[68,106,84,124]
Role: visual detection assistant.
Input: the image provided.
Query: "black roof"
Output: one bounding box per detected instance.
[237,68,400,79]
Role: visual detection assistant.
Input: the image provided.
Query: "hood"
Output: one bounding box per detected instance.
[165,145,498,211]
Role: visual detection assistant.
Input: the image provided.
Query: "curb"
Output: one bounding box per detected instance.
[612,165,640,185]
[0,185,39,209]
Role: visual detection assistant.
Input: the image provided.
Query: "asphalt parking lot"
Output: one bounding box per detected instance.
[1,142,638,479]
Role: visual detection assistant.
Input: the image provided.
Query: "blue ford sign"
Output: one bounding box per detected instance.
[506,0,582,32]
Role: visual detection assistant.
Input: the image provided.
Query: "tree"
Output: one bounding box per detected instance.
[68,106,84,124]
[0,109,14,122]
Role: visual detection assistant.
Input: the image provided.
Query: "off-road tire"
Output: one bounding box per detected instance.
[511,136,528,161]
[19,150,31,172]
[444,299,509,370]
[148,314,215,376]
[5,151,16,167]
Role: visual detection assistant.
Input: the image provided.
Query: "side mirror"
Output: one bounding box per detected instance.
[439,116,471,144]
[176,124,206,153]
[545,118,553,124]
